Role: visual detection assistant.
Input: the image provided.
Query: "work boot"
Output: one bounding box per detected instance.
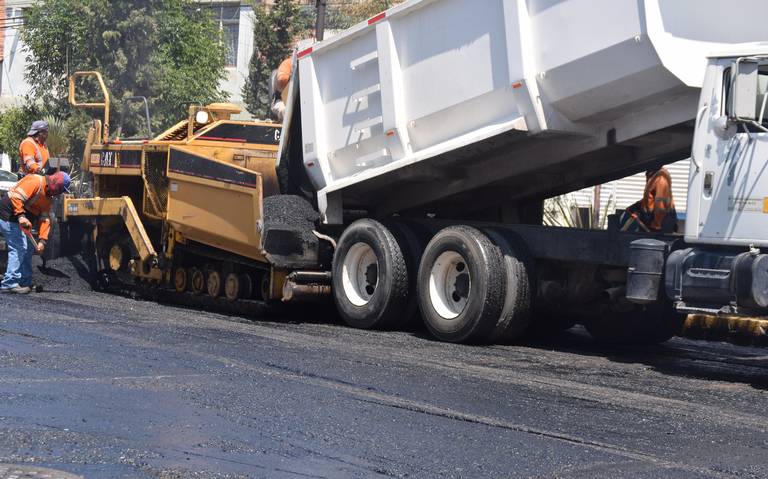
[10,286,31,294]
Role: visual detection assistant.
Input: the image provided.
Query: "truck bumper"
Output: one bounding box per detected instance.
[664,247,768,316]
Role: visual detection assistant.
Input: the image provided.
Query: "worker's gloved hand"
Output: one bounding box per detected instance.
[36,241,45,254]
[18,216,32,230]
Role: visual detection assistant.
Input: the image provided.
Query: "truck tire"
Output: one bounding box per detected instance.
[384,220,431,326]
[417,226,506,343]
[332,219,410,330]
[585,301,683,345]
[481,228,534,342]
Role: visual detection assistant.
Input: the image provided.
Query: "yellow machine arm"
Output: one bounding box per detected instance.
[68,71,110,144]
[63,196,157,262]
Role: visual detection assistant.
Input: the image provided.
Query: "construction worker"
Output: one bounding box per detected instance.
[620,167,677,233]
[18,120,50,177]
[0,171,70,294]
[271,56,293,121]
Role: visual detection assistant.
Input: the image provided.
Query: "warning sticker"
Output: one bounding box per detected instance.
[728,196,763,212]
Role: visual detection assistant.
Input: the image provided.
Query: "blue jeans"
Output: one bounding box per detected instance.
[0,219,34,289]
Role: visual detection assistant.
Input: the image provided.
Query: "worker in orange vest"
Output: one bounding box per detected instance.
[18,120,50,177]
[620,167,677,233]
[642,167,677,232]
[271,57,293,121]
[0,172,70,293]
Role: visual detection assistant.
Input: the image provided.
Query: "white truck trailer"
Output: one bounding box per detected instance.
[269,0,768,343]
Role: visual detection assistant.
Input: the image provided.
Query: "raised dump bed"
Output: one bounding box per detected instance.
[290,0,768,222]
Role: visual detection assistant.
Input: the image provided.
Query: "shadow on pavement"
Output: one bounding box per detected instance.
[523,327,768,390]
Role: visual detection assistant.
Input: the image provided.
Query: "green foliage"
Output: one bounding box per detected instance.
[327,0,404,29]
[150,1,229,128]
[544,191,616,229]
[242,0,405,118]
[0,106,40,167]
[242,0,305,118]
[21,0,227,138]
[41,116,69,158]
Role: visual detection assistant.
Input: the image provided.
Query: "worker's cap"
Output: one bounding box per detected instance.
[47,172,71,195]
[27,120,49,136]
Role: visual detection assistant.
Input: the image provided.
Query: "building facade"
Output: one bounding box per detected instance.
[571,159,691,224]
[1,0,32,107]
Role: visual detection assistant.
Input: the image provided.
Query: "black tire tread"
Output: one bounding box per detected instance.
[418,225,507,344]
[482,228,534,342]
[383,220,427,327]
[332,219,410,330]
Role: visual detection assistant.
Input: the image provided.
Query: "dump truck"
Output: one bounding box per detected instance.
[65,0,768,345]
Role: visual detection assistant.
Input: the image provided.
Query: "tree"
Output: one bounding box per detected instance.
[242,0,308,118]
[21,0,227,139]
[242,0,404,118]
[328,0,404,29]
[0,105,40,170]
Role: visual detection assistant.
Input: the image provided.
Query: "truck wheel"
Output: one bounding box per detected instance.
[225,273,241,301]
[190,268,206,295]
[482,228,534,342]
[585,301,683,345]
[207,270,223,299]
[417,226,506,343]
[173,267,188,293]
[332,219,409,329]
[384,220,430,326]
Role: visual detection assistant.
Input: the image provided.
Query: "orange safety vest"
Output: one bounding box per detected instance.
[18,137,50,175]
[6,174,52,241]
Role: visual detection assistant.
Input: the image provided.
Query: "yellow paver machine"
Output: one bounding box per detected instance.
[65,72,330,305]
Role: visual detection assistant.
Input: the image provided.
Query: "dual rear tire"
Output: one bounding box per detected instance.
[332,221,533,343]
[417,226,533,343]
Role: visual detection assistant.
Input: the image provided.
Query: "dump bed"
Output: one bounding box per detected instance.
[291,0,768,223]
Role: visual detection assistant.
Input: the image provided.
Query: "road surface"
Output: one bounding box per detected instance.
[0,258,767,478]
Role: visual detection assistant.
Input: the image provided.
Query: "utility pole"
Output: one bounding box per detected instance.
[315,0,327,41]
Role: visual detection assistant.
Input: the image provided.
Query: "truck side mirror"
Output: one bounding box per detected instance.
[732,59,759,121]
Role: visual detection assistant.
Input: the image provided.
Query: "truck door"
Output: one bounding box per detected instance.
[690,59,768,247]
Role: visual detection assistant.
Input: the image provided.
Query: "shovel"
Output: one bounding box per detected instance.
[21,227,66,280]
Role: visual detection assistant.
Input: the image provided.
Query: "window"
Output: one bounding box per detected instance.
[3,7,23,28]
[210,3,241,67]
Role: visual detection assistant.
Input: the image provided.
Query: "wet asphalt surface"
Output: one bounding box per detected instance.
[1,258,768,478]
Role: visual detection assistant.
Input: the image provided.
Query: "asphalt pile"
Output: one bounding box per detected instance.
[262,194,322,269]
[0,253,93,293]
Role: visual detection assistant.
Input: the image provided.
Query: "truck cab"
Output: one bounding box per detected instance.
[667,49,768,316]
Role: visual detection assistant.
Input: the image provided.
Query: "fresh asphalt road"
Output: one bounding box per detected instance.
[1,269,768,478]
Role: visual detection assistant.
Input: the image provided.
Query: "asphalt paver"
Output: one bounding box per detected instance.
[0,257,767,478]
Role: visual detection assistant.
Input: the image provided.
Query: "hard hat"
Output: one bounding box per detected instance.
[27,120,49,136]
[47,171,71,194]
